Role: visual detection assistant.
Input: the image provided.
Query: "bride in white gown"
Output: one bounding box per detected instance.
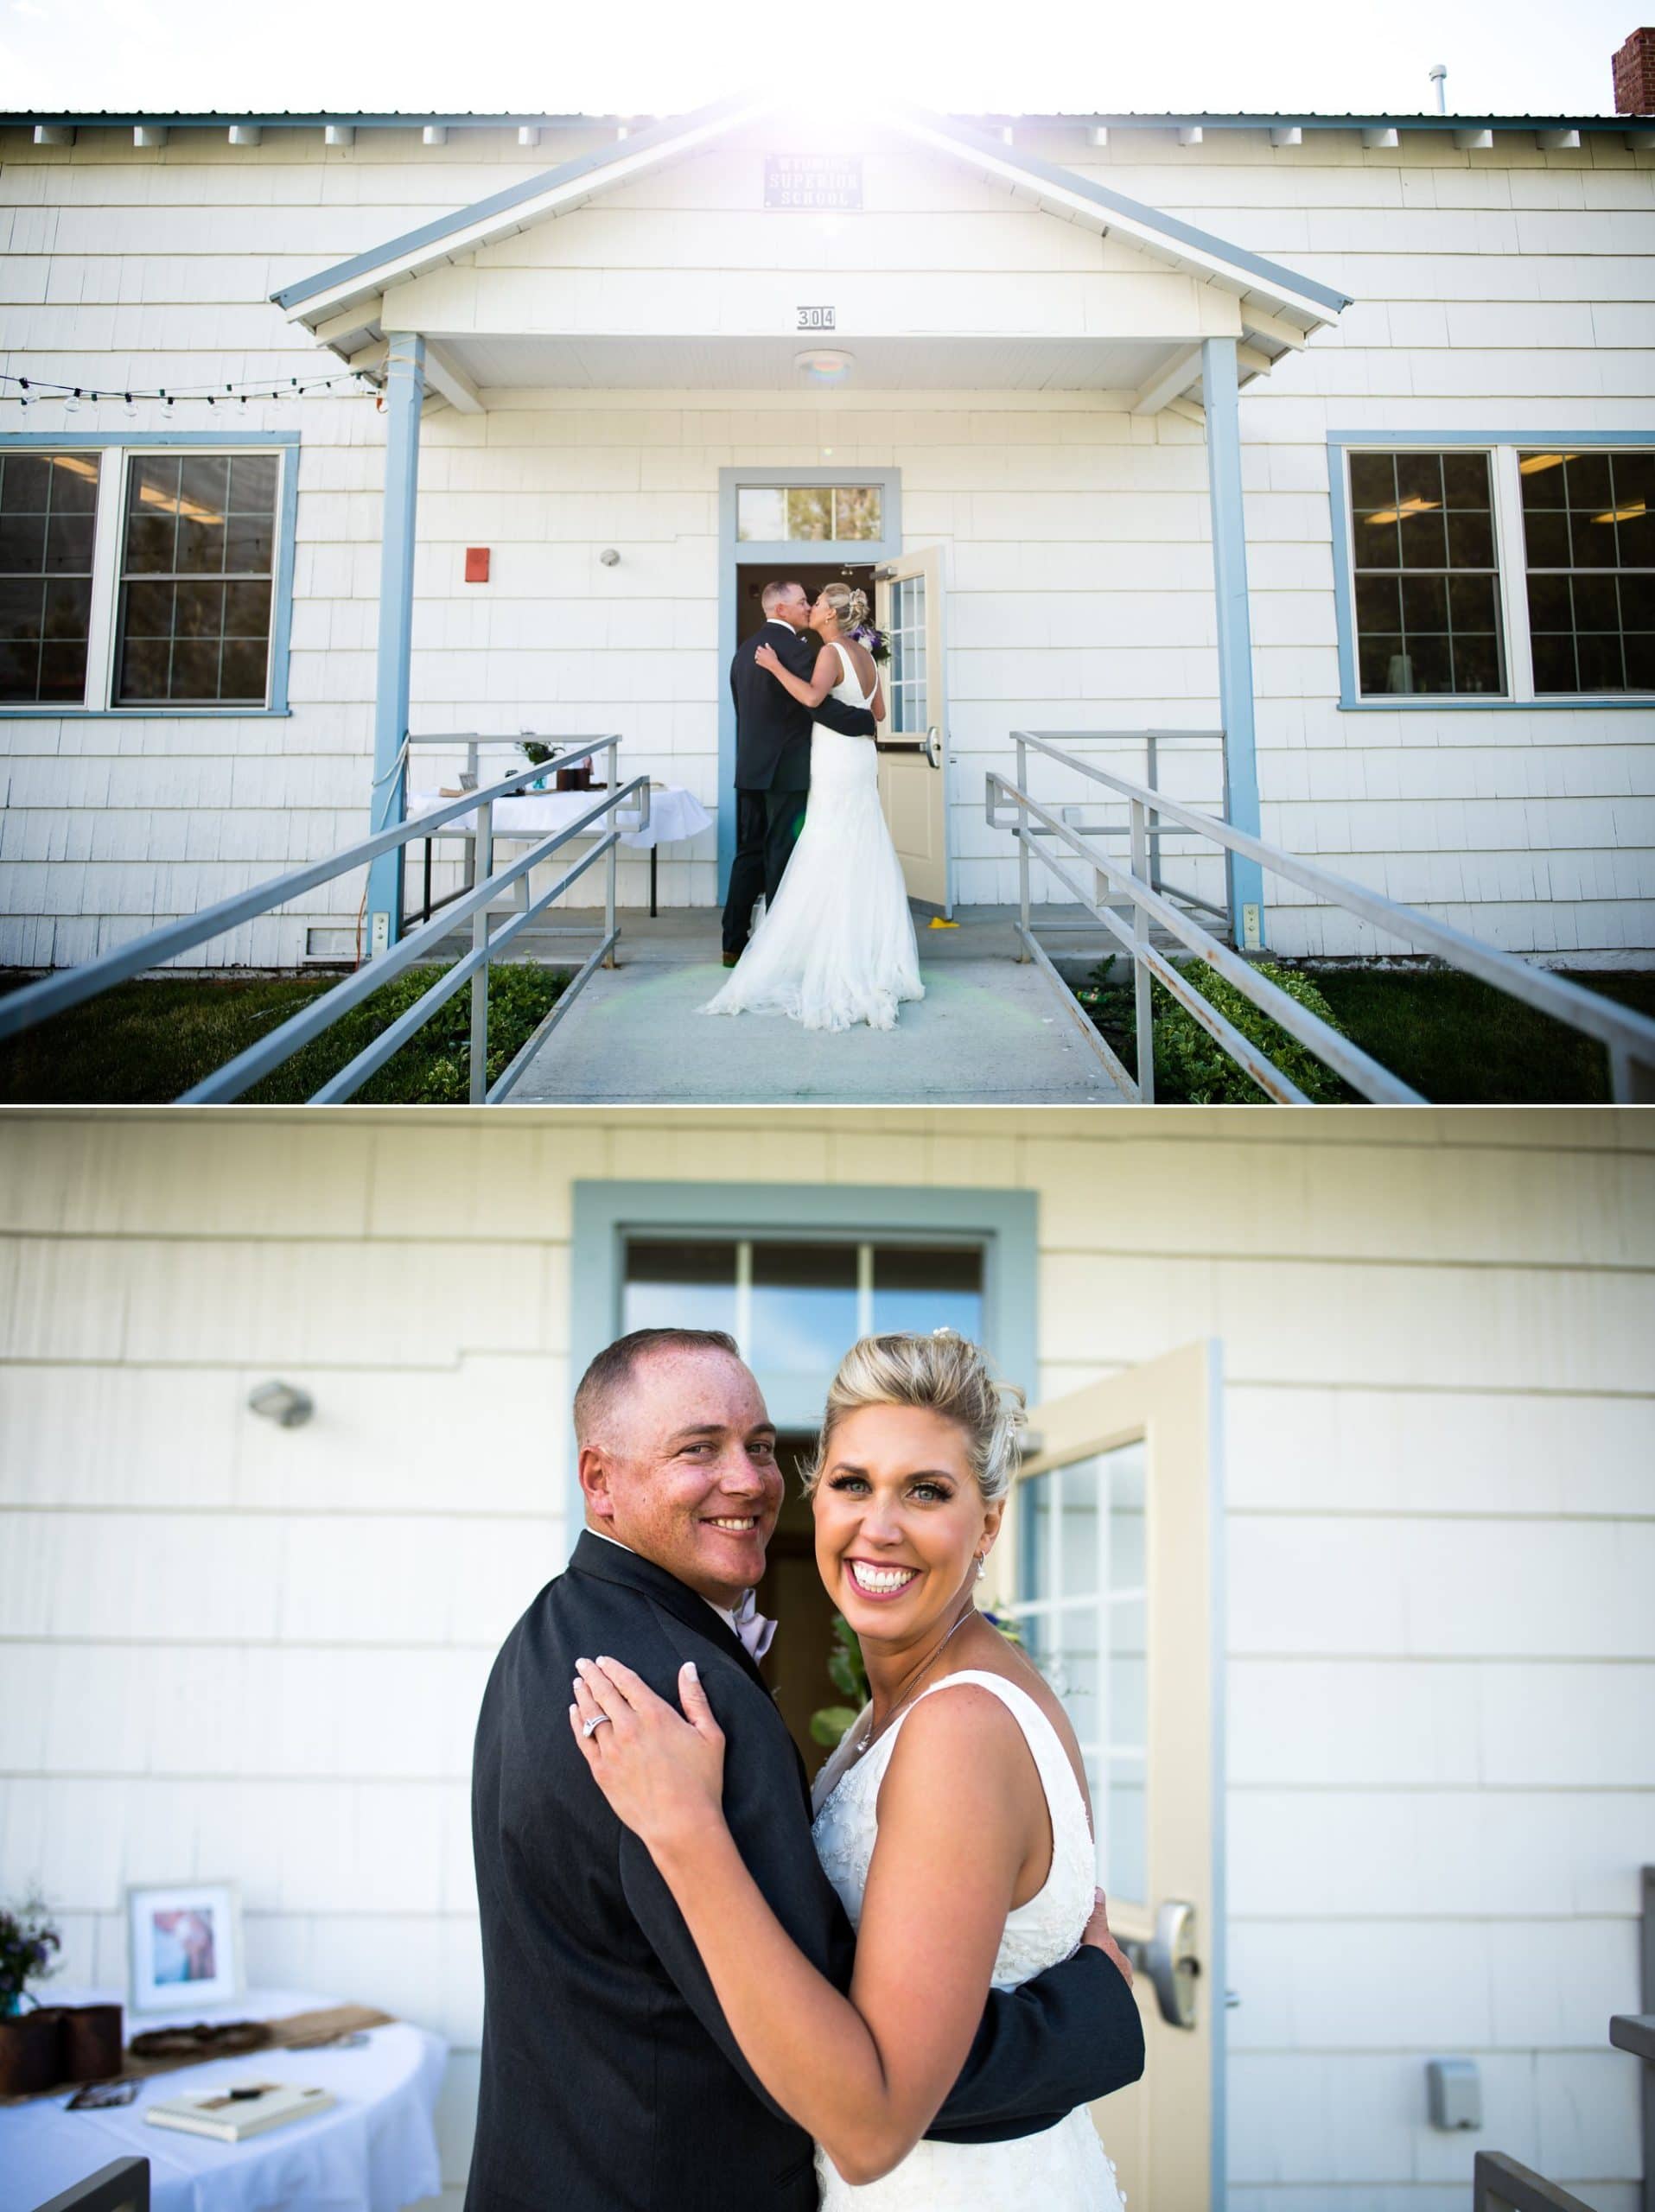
[570,1332,1134,2209]
[706,583,924,1033]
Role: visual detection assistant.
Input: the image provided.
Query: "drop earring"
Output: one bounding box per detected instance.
[973,1554,987,1582]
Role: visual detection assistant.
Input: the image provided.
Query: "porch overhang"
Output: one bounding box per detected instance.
[271,89,1349,419]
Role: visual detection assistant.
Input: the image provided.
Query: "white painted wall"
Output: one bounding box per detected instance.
[1,1109,1649,2210]
[0,120,1651,969]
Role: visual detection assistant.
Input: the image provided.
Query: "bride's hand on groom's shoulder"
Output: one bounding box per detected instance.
[1082,1887,1134,1988]
[570,1654,727,1852]
[753,642,780,673]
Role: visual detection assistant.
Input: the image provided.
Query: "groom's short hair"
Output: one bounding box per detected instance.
[760,579,804,614]
[574,1326,743,1446]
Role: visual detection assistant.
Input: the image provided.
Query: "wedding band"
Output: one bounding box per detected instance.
[582,1714,612,1738]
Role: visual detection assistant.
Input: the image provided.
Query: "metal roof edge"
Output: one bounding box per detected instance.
[4,107,1649,130]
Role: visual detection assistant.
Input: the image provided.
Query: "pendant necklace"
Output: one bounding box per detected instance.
[853,1603,977,1759]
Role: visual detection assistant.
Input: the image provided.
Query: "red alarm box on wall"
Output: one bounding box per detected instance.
[464,548,490,584]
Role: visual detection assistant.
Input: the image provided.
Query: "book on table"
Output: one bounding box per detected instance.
[145,2081,336,2142]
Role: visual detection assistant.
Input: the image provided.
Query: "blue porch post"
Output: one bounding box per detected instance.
[366,331,425,955]
[1200,335,1266,951]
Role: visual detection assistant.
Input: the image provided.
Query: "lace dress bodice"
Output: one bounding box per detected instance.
[808,1669,1126,2209]
[811,1669,1097,1986]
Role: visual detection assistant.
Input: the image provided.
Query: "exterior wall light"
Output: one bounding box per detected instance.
[247,1380,315,1428]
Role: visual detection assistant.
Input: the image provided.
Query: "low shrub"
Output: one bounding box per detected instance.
[1077,957,1351,1104]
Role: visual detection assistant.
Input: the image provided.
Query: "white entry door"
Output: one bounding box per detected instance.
[874,546,951,912]
[988,1340,1225,2212]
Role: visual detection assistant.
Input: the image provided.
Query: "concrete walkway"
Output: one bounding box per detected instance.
[497,908,1123,1105]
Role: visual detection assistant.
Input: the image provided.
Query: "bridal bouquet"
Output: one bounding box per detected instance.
[850,624,889,666]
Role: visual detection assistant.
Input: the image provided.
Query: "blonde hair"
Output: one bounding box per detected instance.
[805,1331,1026,1504]
[817,581,870,632]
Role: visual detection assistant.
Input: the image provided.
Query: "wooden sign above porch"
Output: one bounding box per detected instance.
[764,154,863,211]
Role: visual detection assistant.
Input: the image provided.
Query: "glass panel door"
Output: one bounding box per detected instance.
[874,546,950,911]
[1015,1440,1149,1904]
[993,1341,1222,2212]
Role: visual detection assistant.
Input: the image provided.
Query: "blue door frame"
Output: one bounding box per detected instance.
[716,467,903,896]
[568,1179,1037,1548]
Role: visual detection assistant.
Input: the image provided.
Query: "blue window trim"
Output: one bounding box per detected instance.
[568,1178,1037,1556]
[716,466,902,892]
[0,428,299,718]
[1327,429,1655,712]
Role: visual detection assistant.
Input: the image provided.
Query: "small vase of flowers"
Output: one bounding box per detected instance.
[519,740,556,792]
[0,1893,64,2094]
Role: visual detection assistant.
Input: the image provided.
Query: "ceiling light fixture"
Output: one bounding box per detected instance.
[794,348,854,388]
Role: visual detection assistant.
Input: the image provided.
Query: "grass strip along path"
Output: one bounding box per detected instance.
[1077,958,1655,1105]
[0,963,571,1105]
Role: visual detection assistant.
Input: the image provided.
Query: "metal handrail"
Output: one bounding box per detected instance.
[1474,2152,1597,2212]
[993,730,1655,1105]
[0,734,646,1105]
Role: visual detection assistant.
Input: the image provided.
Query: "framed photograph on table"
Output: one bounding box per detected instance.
[125,1881,244,2014]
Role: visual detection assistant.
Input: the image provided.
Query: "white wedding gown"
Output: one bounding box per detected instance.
[809,1670,1128,2210]
[705,641,924,1032]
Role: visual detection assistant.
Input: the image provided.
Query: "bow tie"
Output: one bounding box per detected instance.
[730,1587,777,1664]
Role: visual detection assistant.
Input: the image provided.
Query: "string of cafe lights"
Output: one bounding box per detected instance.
[1,368,382,411]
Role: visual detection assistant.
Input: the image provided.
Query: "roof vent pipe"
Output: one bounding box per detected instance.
[1428,63,1448,113]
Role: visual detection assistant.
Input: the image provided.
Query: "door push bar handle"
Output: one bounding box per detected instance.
[1122,1901,1201,2031]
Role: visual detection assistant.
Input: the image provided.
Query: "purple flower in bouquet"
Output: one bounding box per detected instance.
[850,623,889,666]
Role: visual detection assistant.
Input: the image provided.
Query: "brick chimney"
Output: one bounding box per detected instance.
[1614,27,1655,111]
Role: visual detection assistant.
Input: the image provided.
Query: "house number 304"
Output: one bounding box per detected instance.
[797,306,837,332]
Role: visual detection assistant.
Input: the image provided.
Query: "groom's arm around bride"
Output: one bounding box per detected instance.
[470,1530,1141,2212]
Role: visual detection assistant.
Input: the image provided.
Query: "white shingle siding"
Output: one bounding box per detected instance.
[0,1111,1648,2212]
[0,123,1651,969]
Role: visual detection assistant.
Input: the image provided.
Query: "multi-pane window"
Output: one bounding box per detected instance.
[114,452,278,706]
[735,485,882,543]
[887,572,927,729]
[621,1236,984,1384]
[1349,450,1505,696]
[1518,450,1655,694]
[0,450,99,704]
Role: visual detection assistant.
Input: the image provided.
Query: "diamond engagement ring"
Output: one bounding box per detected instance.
[582,1714,612,1738]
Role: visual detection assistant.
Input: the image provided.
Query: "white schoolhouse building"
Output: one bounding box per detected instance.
[1,83,1653,970]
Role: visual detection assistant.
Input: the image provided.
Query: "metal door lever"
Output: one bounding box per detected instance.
[1123,1901,1201,2030]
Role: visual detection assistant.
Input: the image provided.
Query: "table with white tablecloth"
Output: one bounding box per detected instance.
[1,1989,445,2212]
[406,784,713,918]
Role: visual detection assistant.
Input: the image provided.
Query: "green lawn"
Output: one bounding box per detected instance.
[1078,960,1655,1105]
[0,963,571,1105]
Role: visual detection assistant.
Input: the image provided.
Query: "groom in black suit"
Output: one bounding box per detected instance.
[721,580,878,965]
[467,1328,1143,2212]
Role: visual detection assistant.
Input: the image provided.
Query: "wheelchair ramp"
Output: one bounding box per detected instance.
[505,956,1122,1105]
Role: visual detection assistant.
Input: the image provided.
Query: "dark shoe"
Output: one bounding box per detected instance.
[722,951,741,969]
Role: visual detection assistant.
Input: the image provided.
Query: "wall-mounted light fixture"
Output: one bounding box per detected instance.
[247,1380,315,1429]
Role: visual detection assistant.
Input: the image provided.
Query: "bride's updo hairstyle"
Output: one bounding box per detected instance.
[805,1331,1026,1505]
[817,581,870,632]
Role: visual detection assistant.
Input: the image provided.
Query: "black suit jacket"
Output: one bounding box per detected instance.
[731,621,877,794]
[467,1532,1145,2212]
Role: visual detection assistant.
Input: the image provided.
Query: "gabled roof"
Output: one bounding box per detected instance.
[271,88,1351,339]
